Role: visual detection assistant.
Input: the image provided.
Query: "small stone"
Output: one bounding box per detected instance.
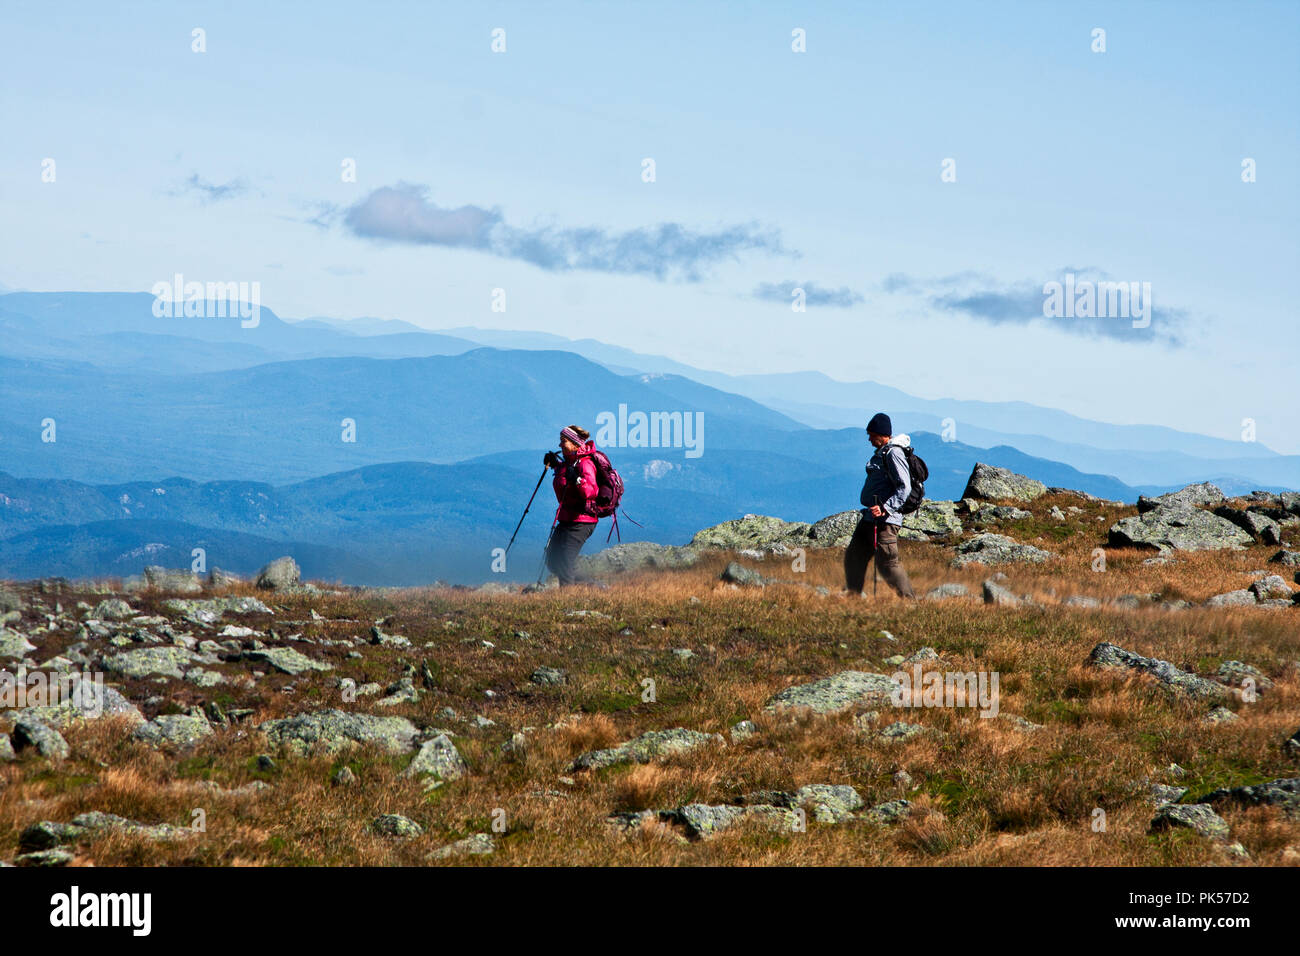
[371,814,423,838]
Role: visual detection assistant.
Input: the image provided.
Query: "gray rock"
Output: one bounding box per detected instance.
[1215,660,1273,691]
[924,582,969,601]
[0,734,13,761]
[961,464,1047,502]
[809,510,863,547]
[720,562,765,587]
[904,647,939,663]
[91,598,135,621]
[1269,549,1300,567]
[579,541,700,575]
[1286,729,1300,757]
[1111,505,1254,553]
[103,645,201,679]
[970,503,1033,521]
[862,799,915,825]
[902,501,963,540]
[429,833,495,859]
[256,556,301,590]
[1205,589,1259,608]
[332,766,356,786]
[982,580,1022,606]
[0,628,36,659]
[371,814,423,838]
[669,803,800,839]
[1213,507,1283,545]
[132,713,214,748]
[11,717,70,759]
[952,533,1054,568]
[730,719,757,741]
[1204,706,1240,725]
[242,646,333,676]
[529,666,568,686]
[763,670,900,715]
[402,734,468,782]
[1064,595,1102,608]
[689,514,811,551]
[19,676,143,728]
[568,728,722,772]
[1087,642,1228,699]
[876,721,928,741]
[143,566,202,594]
[164,596,273,625]
[1137,482,1225,514]
[1201,777,1300,817]
[1149,784,1188,807]
[793,784,864,822]
[15,849,75,867]
[1150,803,1231,841]
[259,709,420,755]
[1249,575,1293,600]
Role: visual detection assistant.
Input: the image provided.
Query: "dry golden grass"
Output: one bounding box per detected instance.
[1,494,1298,866]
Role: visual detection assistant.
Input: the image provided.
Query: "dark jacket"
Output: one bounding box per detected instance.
[859,434,912,527]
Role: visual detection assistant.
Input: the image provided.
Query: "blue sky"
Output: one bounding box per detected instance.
[2,1,1297,450]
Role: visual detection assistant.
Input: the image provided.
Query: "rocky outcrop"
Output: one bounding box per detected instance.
[1201,777,1300,817]
[568,728,723,772]
[689,514,812,551]
[20,812,190,851]
[764,670,900,715]
[1087,642,1228,699]
[951,533,1054,567]
[808,511,860,547]
[961,464,1047,502]
[164,596,272,625]
[1137,482,1225,514]
[901,501,963,540]
[1213,507,1282,545]
[259,709,420,755]
[579,541,700,575]
[1108,506,1253,553]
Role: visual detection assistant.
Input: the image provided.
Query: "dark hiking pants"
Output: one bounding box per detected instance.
[546,520,596,586]
[844,518,915,598]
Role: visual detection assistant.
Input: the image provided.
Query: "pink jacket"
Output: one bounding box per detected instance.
[553,442,599,523]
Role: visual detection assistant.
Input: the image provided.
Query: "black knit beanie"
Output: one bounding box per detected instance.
[866,412,892,436]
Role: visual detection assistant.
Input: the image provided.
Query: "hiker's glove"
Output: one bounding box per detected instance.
[544,451,561,469]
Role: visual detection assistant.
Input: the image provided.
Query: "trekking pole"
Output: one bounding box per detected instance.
[872,495,878,598]
[536,515,559,586]
[505,464,550,557]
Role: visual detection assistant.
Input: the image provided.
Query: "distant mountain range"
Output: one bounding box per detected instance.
[0,290,1294,584]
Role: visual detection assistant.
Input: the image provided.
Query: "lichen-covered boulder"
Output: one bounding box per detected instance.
[961,464,1046,502]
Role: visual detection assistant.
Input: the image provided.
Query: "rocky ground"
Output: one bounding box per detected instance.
[1,465,1298,866]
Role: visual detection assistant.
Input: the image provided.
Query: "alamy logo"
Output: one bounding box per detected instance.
[594,404,704,459]
[891,664,1000,717]
[49,886,152,936]
[1042,273,1150,329]
[0,667,104,716]
[151,273,261,328]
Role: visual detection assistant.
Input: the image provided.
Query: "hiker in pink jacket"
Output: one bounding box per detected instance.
[544,424,599,585]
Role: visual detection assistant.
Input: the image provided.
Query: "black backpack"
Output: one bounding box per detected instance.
[895,445,928,514]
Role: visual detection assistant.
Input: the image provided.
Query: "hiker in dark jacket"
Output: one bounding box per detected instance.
[845,412,916,598]
[544,425,598,587]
